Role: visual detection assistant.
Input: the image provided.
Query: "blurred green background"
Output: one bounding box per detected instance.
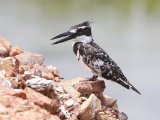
[0,0,160,119]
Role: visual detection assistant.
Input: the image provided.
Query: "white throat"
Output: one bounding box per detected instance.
[73,35,93,43]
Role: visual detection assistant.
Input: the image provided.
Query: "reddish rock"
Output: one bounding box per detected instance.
[0,38,128,120]
[0,37,11,57]
[24,87,59,114]
[0,86,60,120]
[54,77,61,82]
[2,87,27,99]
[15,51,44,66]
[33,64,54,80]
[74,79,105,96]
[98,94,117,108]
[58,78,105,97]
[10,46,24,56]
[79,94,102,120]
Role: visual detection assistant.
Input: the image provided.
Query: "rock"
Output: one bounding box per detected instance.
[64,99,74,108]
[59,105,71,119]
[0,86,60,120]
[25,87,59,114]
[9,46,24,56]
[23,71,32,80]
[63,85,81,98]
[0,70,11,87]
[15,51,44,66]
[25,77,64,94]
[96,109,121,120]
[0,103,8,114]
[57,78,82,98]
[46,65,60,77]
[33,64,54,80]
[98,94,117,108]
[0,37,128,120]
[54,77,61,82]
[76,97,87,104]
[0,57,19,78]
[74,79,105,96]
[58,78,105,98]
[79,94,102,120]
[118,112,128,120]
[0,37,11,57]
[1,87,27,99]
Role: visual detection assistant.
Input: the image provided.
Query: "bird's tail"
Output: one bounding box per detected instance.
[102,74,141,95]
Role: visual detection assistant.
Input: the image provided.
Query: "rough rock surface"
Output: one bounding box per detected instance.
[0,37,11,57]
[80,94,101,120]
[15,51,44,66]
[0,37,128,120]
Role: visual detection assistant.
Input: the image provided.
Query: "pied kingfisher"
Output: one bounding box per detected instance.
[51,21,141,95]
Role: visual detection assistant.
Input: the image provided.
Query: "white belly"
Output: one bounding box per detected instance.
[76,49,92,72]
[76,50,101,76]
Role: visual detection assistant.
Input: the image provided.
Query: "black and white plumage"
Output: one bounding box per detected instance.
[51,21,141,95]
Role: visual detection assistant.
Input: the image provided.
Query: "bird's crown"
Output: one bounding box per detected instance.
[69,20,92,30]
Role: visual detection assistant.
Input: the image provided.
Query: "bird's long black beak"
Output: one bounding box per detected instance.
[51,31,74,44]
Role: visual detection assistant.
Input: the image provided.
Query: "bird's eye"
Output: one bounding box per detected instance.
[77,29,82,32]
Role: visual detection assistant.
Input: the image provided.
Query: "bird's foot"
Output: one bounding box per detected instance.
[79,75,98,83]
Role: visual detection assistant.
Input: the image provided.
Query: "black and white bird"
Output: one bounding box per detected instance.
[51,21,141,95]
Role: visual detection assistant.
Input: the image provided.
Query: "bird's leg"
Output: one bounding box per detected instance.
[88,75,98,81]
[79,75,98,83]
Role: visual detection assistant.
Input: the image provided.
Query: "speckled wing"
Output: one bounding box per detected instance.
[73,42,141,95]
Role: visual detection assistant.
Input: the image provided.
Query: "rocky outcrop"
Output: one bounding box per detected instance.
[0,37,128,120]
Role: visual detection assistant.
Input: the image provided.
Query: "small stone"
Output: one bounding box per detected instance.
[97,110,119,120]
[76,98,82,104]
[25,77,65,96]
[76,97,87,104]
[118,112,128,120]
[80,94,102,120]
[0,37,11,57]
[59,105,71,119]
[15,51,44,66]
[54,77,60,82]
[0,57,18,78]
[0,70,11,87]
[63,85,81,98]
[33,64,54,80]
[23,71,32,80]
[10,46,23,56]
[98,95,117,108]
[59,94,70,99]
[65,99,74,107]
[46,65,60,77]
[25,77,54,92]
